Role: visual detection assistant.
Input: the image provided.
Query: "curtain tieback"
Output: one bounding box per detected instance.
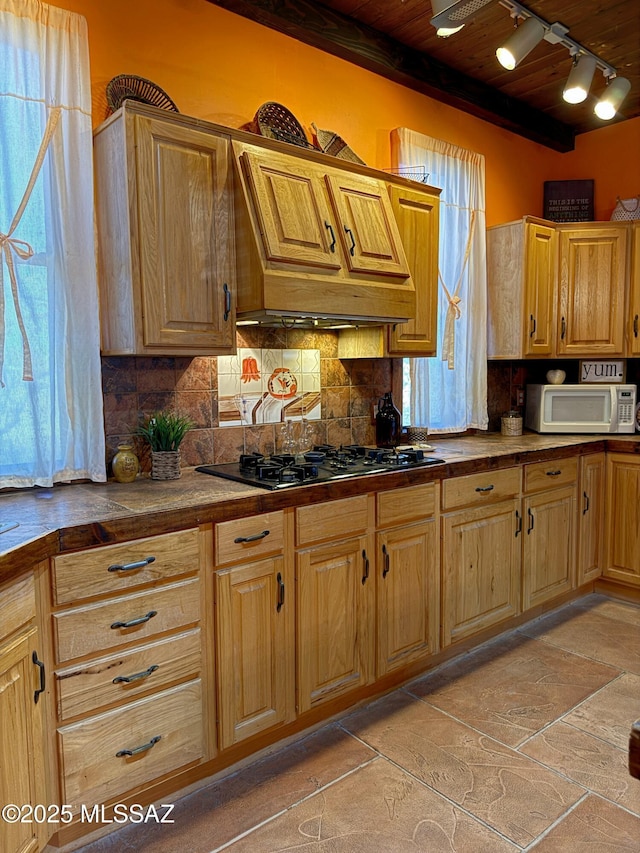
[0,106,61,387]
[442,294,462,369]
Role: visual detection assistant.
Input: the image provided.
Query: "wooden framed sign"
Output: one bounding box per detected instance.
[579,360,625,383]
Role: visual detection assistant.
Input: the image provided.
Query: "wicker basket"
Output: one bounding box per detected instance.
[253,102,316,149]
[106,75,179,114]
[312,123,365,165]
[151,450,182,480]
[406,426,430,444]
[501,414,523,437]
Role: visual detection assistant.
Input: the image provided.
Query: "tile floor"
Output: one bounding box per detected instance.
[72,594,640,852]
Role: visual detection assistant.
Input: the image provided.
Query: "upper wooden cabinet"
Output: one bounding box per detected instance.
[556,223,627,356]
[628,222,640,355]
[234,141,418,324]
[487,217,557,358]
[488,217,630,359]
[94,103,236,355]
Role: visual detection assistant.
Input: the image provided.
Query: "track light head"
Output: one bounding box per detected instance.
[430,0,493,38]
[563,54,597,104]
[594,76,631,120]
[496,16,545,70]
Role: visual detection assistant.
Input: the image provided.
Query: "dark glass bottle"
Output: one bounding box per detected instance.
[376,392,401,448]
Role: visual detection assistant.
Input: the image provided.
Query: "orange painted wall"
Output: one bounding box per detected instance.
[54,0,640,225]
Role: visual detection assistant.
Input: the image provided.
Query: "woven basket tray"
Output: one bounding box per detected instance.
[253,102,316,149]
[106,75,179,114]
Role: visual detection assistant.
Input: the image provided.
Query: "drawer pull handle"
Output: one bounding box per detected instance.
[344,225,356,256]
[111,610,157,630]
[546,469,562,476]
[362,549,369,585]
[583,490,590,515]
[234,530,269,544]
[276,572,285,612]
[223,282,231,321]
[108,556,156,573]
[527,508,535,534]
[116,735,161,758]
[515,510,522,537]
[113,664,160,684]
[32,651,45,704]
[325,220,336,253]
[382,544,390,578]
[475,484,494,492]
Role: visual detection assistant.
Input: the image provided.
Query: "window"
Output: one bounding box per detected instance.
[0,0,105,488]
[392,128,488,434]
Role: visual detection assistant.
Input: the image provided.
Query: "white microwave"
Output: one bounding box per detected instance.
[525,384,637,434]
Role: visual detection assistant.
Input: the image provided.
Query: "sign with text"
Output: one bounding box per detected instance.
[543,180,594,222]
[579,360,625,383]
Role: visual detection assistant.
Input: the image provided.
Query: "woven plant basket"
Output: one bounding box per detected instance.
[151,450,181,480]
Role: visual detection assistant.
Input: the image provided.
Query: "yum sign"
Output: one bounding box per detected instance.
[579,360,625,383]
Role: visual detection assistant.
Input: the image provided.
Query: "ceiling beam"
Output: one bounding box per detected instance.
[205,0,576,152]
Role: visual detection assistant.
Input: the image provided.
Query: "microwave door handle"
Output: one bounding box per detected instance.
[610,386,617,430]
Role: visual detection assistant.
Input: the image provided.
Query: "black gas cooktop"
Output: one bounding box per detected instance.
[196,444,445,490]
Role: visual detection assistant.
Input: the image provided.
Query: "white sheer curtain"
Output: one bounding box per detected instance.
[393,127,488,433]
[0,0,105,487]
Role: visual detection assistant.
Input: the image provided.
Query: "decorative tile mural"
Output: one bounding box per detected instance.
[217,348,321,427]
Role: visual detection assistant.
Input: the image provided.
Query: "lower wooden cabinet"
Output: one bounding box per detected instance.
[604,452,640,586]
[296,534,375,713]
[577,453,606,585]
[442,498,522,646]
[214,555,294,749]
[522,458,577,610]
[0,571,46,853]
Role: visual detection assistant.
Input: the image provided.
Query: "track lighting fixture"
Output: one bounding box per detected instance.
[496,16,545,70]
[563,54,597,104]
[594,76,632,120]
[431,0,631,120]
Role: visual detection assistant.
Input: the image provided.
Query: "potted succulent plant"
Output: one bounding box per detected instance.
[136,411,194,480]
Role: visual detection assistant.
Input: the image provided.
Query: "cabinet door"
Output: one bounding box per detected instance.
[386,185,439,356]
[522,486,576,610]
[629,222,640,355]
[577,453,605,585]
[215,557,294,749]
[297,535,374,713]
[240,150,341,269]
[135,114,235,349]
[604,453,640,586]
[442,500,521,646]
[523,221,556,356]
[557,225,627,355]
[376,520,438,677]
[326,172,410,278]
[0,629,45,853]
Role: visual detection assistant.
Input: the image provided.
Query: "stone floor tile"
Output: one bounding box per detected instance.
[407,631,618,746]
[568,593,640,628]
[529,794,640,851]
[520,606,640,674]
[222,757,518,852]
[562,672,640,750]
[521,721,640,815]
[341,690,584,848]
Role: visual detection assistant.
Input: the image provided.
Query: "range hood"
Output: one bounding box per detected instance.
[232,139,417,328]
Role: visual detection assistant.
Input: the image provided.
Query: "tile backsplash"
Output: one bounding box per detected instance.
[102,328,392,474]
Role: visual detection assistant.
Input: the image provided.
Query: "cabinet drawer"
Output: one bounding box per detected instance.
[296,495,369,546]
[524,457,577,493]
[377,482,437,528]
[55,628,201,721]
[52,528,200,605]
[216,511,284,566]
[53,578,200,664]
[442,467,521,511]
[58,679,204,808]
[0,572,35,642]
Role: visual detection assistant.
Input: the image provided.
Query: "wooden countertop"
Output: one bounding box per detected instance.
[2,433,638,582]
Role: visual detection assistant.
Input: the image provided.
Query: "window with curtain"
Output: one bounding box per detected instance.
[0,0,105,488]
[392,127,488,434]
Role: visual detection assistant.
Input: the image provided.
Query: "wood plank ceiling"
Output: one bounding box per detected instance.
[206,0,640,152]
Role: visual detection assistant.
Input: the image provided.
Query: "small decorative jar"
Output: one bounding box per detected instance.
[112,443,140,483]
